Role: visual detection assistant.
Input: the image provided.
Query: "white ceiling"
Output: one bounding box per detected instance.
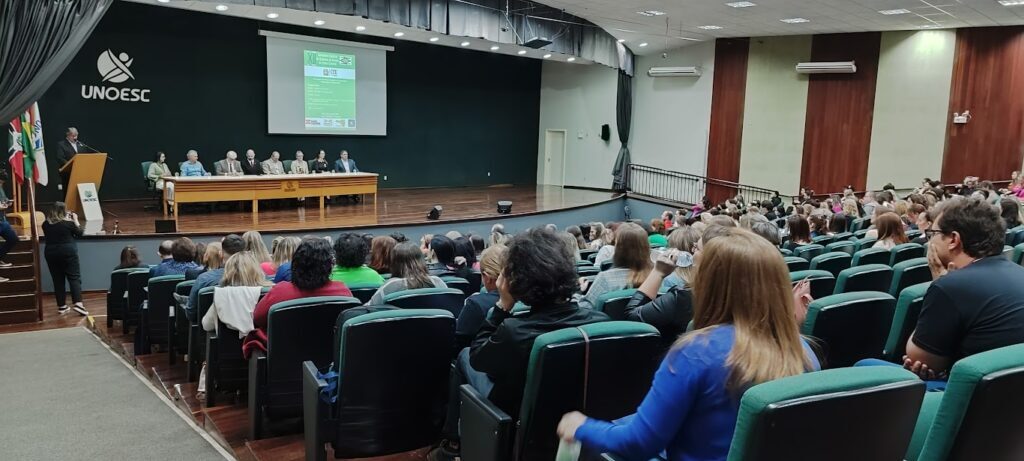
[539,0,1024,54]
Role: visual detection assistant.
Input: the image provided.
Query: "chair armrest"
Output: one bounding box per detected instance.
[303,361,328,461]
[205,331,219,407]
[248,351,267,440]
[459,384,513,461]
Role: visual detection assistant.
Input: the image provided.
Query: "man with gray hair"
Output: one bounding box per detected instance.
[56,127,94,191]
[180,150,209,177]
[214,150,242,176]
[262,150,285,175]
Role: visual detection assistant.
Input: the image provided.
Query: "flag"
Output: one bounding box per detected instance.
[7,103,48,186]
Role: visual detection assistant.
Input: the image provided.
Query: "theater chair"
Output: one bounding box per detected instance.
[600,260,613,271]
[345,283,381,304]
[812,234,836,246]
[794,244,824,261]
[206,286,271,407]
[592,289,636,320]
[441,276,473,300]
[853,237,877,253]
[906,344,1024,461]
[579,249,598,261]
[784,256,809,272]
[851,247,891,266]
[832,231,854,242]
[139,274,184,354]
[107,268,148,329]
[383,287,466,317]
[125,270,151,334]
[850,218,869,233]
[726,367,924,461]
[1005,226,1024,247]
[890,243,925,266]
[576,265,600,277]
[789,270,836,300]
[834,264,893,295]
[466,270,483,294]
[1014,243,1024,266]
[249,296,362,440]
[889,258,931,298]
[779,248,793,256]
[460,322,662,461]
[169,280,195,364]
[303,309,455,461]
[883,282,929,362]
[186,287,215,382]
[825,240,856,255]
[1002,245,1014,260]
[809,252,851,278]
[802,292,896,368]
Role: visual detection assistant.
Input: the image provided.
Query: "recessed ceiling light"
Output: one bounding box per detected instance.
[637,10,667,16]
[355,25,366,32]
[543,54,552,59]
[780,17,810,23]
[638,42,649,47]
[918,24,941,28]
[517,50,527,55]
[313,19,325,26]
[490,45,500,51]
[429,37,440,42]
[461,41,471,47]
[726,1,757,8]
[266,12,279,19]
[698,25,723,30]
[394,32,405,37]
[567,57,576,62]
[878,9,910,15]
[214,4,228,11]
[157,0,170,3]
[998,0,1024,5]
[617,38,626,43]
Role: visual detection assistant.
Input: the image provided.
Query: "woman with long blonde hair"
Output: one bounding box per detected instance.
[579,222,652,309]
[557,228,819,460]
[242,230,272,269]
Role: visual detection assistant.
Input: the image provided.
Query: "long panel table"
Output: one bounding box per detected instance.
[162,173,378,223]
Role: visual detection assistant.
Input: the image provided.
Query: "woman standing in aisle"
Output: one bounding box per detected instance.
[42,202,86,315]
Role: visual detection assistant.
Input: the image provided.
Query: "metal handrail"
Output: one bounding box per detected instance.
[627,164,779,206]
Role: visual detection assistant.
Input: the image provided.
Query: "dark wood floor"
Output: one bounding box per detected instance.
[88,185,616,236]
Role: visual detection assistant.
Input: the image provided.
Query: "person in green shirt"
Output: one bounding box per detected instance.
[330,233,385,286]
[648,218,669,247]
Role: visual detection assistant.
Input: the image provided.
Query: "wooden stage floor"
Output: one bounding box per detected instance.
[92,185,617,236]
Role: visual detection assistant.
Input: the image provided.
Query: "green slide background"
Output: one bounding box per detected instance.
[304,50,356,129]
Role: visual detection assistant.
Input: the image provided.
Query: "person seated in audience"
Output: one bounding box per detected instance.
[214,150,242,176]
[808,214,830,239]
[389,232,408,244]
[150,237,199,277]
[368,235,397,275]
[558,232,583,264]
[290,150,309,174]
[489,224,509,247]
[861,191,879,219]
[241,230,273,276]
[264,236,299,279]
[261,150,285,175]
[310,150,330,173]
[150,240,173,274]
[592,227,617,267]
[469,234,485,259]
[1000,197,1022,230]
[455,245,507,349]
[906,204,926,231]
[912,210,934,245]
[426,234,465,277]
[453,236,480,271]
[330,233,385,285]
[977,181,1001,206]
[366,242,448,306]
[867,197,1024,389]
[430,228,609,461]
[557,228,820,461]
[180,150,209,177]
[244,237,353,358]
[187,234,245,320]
[864,205,895,240]
[115,245,144,270]
[751,220,782,247]
[566,226,588,250]
[588,222,607,249]
[828,212,848,234]
[783,215,812,251]
[660,226,699,291]
[579,223,652,309]
[872,212,910,250]
[648,219,668,247]
[185,242,209,280]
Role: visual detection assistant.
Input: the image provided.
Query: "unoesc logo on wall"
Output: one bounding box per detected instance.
[81,49,152,103]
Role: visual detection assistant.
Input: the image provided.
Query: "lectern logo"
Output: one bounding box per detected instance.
[97,50,135,83]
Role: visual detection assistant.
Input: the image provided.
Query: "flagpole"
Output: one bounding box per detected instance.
[26,178,43,322]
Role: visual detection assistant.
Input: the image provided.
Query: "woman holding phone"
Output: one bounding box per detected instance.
[42,202,86,315]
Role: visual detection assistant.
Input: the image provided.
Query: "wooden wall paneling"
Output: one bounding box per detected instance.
[706,38,750,203]
[942,27,1024,183]
[799,32,882,194]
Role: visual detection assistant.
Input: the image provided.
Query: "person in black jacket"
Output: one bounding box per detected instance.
[430,228,609,461]
[42,202,86,315]
[240,149,263,175]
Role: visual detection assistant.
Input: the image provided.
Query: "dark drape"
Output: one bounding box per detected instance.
[0,0,113,123]
[611,70,632,192]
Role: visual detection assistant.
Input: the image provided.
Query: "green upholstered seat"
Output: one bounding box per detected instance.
[852,247,890,266]
[141,274,185,353]
[890,243,925,266]
[834,264,893,294]
[789,270,836,300]
[784,256,809,272]
[1014,242,1024,266]
[907,344,1024,461]
[346,282,383,304]
[882,282,930,362]
[779,248,793,256]
[727,367,924,461]
[577,265,600,276]
[849,218,869,233]
[802,291,896,368]
[1002,245,1014,260]
[794,244,825,261]
[853,237,877,253]
[888,258,931,298]
[812,234,836,246]
[825,240,856,255]
[809,252,852,278]
[440,276,473,299]
[593,289,637,320]
[383,287,466,317]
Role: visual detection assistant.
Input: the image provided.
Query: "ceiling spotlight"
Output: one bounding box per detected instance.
[313,19,325,26]
[617,38,626,43]
[699,25,723,30]
[639,42,649,47]
[215,4,228,11]
[780,17,810,23]
[637,10,667,16]
[998,0,1024,5]
[878,9,910,15]
[567,57,576,62]
[356,25,366,32]
[461,41,471,47]
[726,1,757,7]
[490,45,500,51]
[266,12,279,19]
[517,50,528,55]
[157,0,170,3]
[918,24,941,28]
[543,54,552,59]
[394,32,405,37]
[429,37,440,42]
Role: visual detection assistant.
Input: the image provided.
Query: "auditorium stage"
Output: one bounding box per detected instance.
[89,185,619,237]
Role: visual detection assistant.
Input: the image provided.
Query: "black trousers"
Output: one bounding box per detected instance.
[45,243,82,307]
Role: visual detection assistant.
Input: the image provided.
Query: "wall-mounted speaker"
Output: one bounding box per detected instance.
[155,219,177,233]
[600,124,611,141]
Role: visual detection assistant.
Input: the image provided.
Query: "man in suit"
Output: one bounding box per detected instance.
[241,149,263,175]
[214,150,243,176]
[333,150,360,203]
[261,151,286,175]
[55,127,93,191]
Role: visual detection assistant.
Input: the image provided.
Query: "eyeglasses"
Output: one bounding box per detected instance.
[924,229,946,239]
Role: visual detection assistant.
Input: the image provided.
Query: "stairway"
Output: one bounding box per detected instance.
[0,238,40,325]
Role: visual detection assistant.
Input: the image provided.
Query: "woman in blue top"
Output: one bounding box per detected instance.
[557,228,821,461]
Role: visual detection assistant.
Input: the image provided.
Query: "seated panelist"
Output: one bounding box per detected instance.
[241,149,262,175]
[180,150,210,177]
[311,150,330,173]
[262,151,285,175]
[334,150,358,173]
[291,150,309,174]
[214,150,243,176]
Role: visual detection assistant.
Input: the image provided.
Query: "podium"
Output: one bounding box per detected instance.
[59,153,107,213]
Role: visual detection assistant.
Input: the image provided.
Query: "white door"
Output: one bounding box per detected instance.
[543,129,566,186]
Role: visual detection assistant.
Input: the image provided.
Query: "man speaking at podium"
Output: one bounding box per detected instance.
[55,127,95,191]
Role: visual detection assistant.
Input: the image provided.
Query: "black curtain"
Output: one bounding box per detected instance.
[611,70,632,192]
[0,0,113,123]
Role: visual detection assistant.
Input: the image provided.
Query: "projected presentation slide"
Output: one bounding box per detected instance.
[303,50,357,130]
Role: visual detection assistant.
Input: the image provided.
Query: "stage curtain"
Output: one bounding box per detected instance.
[0,0,113,123]
[612,70,632,191]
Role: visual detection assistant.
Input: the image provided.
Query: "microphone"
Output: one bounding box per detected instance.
[78,141,113,160]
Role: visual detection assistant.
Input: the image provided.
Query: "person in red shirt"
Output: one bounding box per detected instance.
[243,237,352,358]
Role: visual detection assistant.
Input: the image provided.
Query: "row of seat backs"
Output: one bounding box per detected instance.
[789,242,925,269]
[790,257,931,298]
